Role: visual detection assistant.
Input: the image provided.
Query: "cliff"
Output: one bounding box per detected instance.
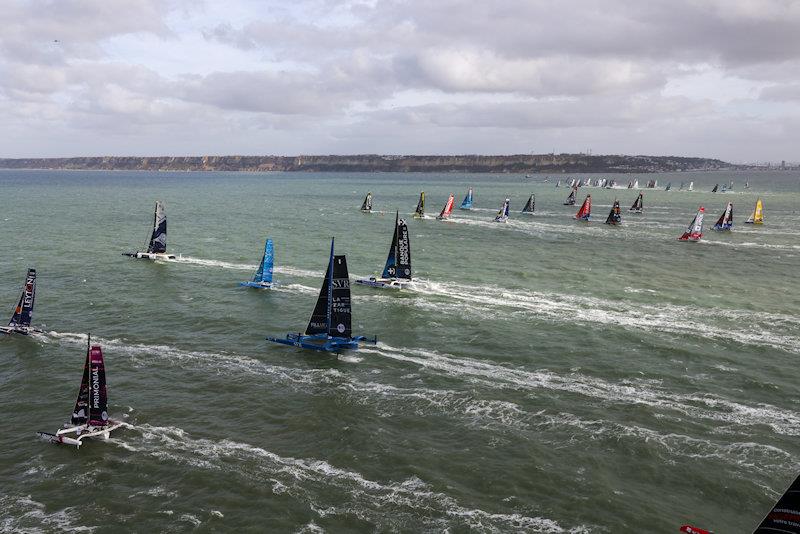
[0,154,734,173]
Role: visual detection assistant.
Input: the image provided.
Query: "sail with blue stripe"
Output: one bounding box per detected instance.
[459,188,473,210]
[240,238,275,288]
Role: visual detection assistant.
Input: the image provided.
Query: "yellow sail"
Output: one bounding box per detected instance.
[754,198,763,224]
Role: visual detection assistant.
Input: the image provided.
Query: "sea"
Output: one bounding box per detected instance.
[0,169,798,533]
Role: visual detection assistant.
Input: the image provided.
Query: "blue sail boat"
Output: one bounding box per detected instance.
[459,188,474,210]
[240,239,275,288]
[267,238,376,353]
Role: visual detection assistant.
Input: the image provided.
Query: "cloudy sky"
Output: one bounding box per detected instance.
[1,0,799,162]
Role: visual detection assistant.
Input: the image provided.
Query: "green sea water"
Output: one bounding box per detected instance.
[0,170,798,533]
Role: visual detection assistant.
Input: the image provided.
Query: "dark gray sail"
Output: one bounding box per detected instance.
[71,349,91,425]
[328,255,352,338]
[8,268,36,329]
[522,194,535,213]
[146,201,167,253]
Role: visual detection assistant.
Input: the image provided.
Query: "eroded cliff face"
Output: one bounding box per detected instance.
[0,154,733,173]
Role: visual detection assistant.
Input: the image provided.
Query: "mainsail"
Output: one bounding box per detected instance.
[563,186,577,205]
[629,193,643,213]
[745,198,764,224]
[253,239,274,284]
[8,268,36,330]
[437,194,455,220]
[87,346,109,428]
[414,191,425,218]
[146,201,167,254]
[521,194,535,213]
[688,181,694,191]
[71,344,91,426]
[713,202,733,231]
[753,472,800,533]
[360,192,373,212]
[460,188,474,210]
[575,195,591,220]
[678,206,705,241]
[605,200,622,225]
[711,184,719,193]
[665,182,672,191]
[382,212,412,280]
[494,198,510,222]
[306,239,352,338]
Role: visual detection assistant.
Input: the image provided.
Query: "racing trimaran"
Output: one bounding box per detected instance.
[355,211,412,290]
[122,201,176,260]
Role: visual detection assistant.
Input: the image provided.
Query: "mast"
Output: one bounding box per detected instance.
[326,238,334,336]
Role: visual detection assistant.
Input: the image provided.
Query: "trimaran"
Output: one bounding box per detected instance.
[38,337,128,447]
[267,238,376,353]
[356,211,412,290]
[0,268,40,336]
[122,201,176,260]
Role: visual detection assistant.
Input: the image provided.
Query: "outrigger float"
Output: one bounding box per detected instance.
[267,238,376,353]
[678,206,705,242]
[0,268,41,336]
[38,338,127,447]
[356,211,412,290]
[122,201,176,260]
[240,238,274,289]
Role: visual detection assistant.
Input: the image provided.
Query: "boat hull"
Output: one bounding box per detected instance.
[239,281,273,289]
[122,252,176,260]
[45,420,128,448]
[267,333,376,353]
[354,277,410,290]
[0,326,42,336]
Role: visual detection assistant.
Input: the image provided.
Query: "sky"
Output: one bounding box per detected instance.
[1,0,799,162]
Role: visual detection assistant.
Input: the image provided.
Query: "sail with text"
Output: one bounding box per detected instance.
[147,201,167,253]
[459,188,474,210]
[71,345,91,425]
[414,191,425,218]
[6,268,36,333]
[360,192,373,212]
[564,186,577,205]
[713,202,733,231]
[605,200,622,225]
[436,194,455,220]
[745,198,763,224]
[267,238,375,352]
[629,192,643,213]
[87,346,109,427]
[241,239,274,288]
[711,184,719,193]
[678,206,704,241]
[575,195,591,221]
[382,211,411,280]
[494,198,510,222]
[521,194,535,214]
[753,471,800,533]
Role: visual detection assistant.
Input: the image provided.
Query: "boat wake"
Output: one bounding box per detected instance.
[119,423,587,533]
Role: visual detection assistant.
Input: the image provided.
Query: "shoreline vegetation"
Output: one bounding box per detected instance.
[0,153,742,173]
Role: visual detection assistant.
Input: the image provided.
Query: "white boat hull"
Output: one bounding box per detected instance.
[52,421,128,447]
[124,252,176,260]
[354,277,410,290]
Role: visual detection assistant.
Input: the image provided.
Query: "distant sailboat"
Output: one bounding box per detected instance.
[665,182,672,191]
[459,188,474,210]
[122,201,176,260]
[360,192,373,213]
[38,339,127,447]
[744,181,750,189]
[436,194,455,220]
[711,184,719,193]
[713,202,733,231]
[494,198,510,223]
[688,181,694,191]
[413,191,425,218]
[605,200,622,225]
[555,180,561,188]
[0,268,39,335]
[745,198,764,224]
[627,180,633,189]
[679,181,685,191]
[678,206,705,241]
[632,179,640,189]
[521,194,535,214]
[629,192,643,214]
[240,239,274,288]
[563,186,577,205]
[355,211,412,290]
[575,195,591,221]
[268,238,376,352]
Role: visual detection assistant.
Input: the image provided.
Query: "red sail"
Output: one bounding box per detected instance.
[575,195,591,220]
[438,194,455,219]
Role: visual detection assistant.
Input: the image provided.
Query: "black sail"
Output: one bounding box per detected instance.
[305,262,331,336]
[8,268,36,328]
[753,472,800,533]
[395,218,411,280]
[328,255,351,338]
[522,194,535,213]
[147,201,167,253]
[71,349,91,425]
[87,346,108,427]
